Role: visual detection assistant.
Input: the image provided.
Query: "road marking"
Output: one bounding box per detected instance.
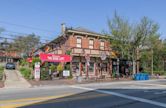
[0,93,72,108]
[71,85,166,108]
[134,83,166,87]
[154,91,166,95]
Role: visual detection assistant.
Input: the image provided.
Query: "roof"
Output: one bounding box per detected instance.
[67,27,105,37]
[35,26,109,51]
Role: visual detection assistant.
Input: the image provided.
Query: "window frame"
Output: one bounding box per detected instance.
[89,39,94,49]
[100,40,105,50]
[76,37,82,48]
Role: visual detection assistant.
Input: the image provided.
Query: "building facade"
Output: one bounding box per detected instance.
[36,24,112,78]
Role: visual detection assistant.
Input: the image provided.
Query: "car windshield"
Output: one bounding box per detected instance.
[6,63,15,66]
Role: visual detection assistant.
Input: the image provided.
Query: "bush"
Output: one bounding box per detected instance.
[40,62,50,80]
[0,66,4,80]
[20,67,32,80]
[153,71,166,75]
[50,64,56,72]
[57,64,63,73]
[20,59,28,66]
[40,67,49,80]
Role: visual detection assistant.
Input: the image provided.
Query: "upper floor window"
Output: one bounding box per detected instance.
[76,37,82,48]
[100,41,105,50]
[89,39,94,49]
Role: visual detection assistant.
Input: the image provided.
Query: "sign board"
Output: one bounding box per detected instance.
[34,62,40,79]
[63,70,70,77]
[100,52,107,60]
[39,53,72,62]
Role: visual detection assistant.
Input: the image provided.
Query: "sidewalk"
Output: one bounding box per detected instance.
[4,69,31,89]
[28,77,132,87]
[0,81,4,88]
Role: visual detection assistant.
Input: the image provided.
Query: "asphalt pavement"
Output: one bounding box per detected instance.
[1,79,166,108]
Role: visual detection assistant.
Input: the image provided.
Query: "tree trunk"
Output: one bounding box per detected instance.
[133,60,136,75]
[151,49,154,75]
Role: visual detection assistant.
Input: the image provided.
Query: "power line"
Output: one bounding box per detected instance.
[4,30,55,40]
[0,33,52,42]
[0,35,48,45]
[0,20,55,33]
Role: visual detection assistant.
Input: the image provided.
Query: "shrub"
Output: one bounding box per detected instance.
[32,57,41,69]
[40,62,50,80]
[20,59,28,66]
[0,66,4,80]
[20,67,32,80]
[57,64,63,72]
[50,64,56,72]
[40,67,49,80]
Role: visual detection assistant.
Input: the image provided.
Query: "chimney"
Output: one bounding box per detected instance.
[61,23,66,34]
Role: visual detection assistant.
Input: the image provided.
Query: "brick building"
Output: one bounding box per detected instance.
[36,24,112,78]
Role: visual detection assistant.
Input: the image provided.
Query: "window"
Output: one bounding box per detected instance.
[100,41,105,50]
[76,37,82,48]
[89,39,94,49]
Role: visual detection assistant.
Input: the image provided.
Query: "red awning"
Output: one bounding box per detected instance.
[39,53,72,62]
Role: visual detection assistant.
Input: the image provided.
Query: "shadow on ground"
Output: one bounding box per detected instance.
[18,88,166,108]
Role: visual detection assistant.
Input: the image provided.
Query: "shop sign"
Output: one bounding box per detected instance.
[39,53,72,62]
[100,52,107,60]
[34,62,40,79]
[63,70,70,77]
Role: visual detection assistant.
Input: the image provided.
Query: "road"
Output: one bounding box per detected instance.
[1,79,166,108]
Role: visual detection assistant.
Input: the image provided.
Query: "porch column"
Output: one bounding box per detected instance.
[79,62,82,76]
[109,59,112,77]
[94,63,97,76]
[86,62,89,78]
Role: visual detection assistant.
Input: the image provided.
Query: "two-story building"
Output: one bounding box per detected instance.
[36,24,112,78]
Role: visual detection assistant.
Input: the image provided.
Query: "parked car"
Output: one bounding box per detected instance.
[6,63,16,70]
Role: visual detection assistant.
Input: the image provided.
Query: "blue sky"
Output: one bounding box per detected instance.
[0,0,166,42]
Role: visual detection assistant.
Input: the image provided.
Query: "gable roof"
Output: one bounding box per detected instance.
[66,27,105,37]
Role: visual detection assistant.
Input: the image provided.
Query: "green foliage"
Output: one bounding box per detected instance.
[32,57,41,68]
[20,59,28,66]
[66,50,71,55]
[153,71,166,75]
[20,67,32,80]
[0,66,4,80]
[40,67,49,80]
[8,34,41,58]
[64,63,70,70]
[50,64,56,72]
[57,63,63,73]
[40,62,49,80]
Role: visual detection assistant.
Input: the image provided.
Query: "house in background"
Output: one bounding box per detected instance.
[0,41,21,64]
[36,24,112,78]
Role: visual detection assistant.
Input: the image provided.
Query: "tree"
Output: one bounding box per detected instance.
[107,12,161,75]
[132,17,160,74]
[9,34,41,58]
[107,12,132,59]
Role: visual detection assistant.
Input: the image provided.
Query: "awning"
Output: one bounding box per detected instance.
[39,53,72,62]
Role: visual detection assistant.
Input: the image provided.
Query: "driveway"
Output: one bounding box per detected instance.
[4,69,31,88]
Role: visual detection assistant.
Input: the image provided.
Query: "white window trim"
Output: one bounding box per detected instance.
[100,40,105,50]
[76,36,82,48]
[89,39,94,49]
